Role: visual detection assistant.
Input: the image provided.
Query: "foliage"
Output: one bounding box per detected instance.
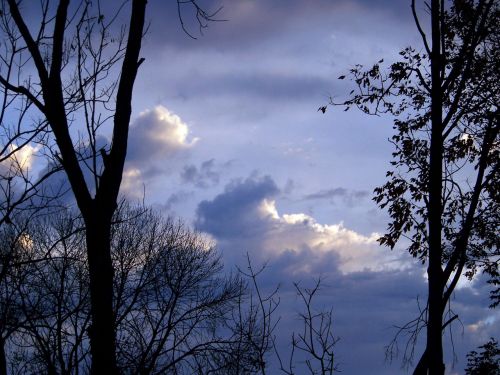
[465,338,500,375]
[328,0,499,372]
[332,0,499,312]
[336,1,499,277]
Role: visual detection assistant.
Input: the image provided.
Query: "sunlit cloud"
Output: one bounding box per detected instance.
[127,105,198,168]
[120,167,144,199]
[465,314,500,344]
[258,198,406,274]
[196,175,411,275]
[122,105,199,191]
[1,143,38,173]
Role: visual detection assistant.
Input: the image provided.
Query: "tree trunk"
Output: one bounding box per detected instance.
[426,1,445,374]
[86,212,118,375]
[0,337,6,375]
[412,349,427,375]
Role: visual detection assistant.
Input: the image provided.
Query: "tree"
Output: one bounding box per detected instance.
[465,338,500,375]
[0,1,218,373]
[110,205,254,374]
[0,204,282,374]
[275,279,339,375]
[0,221,32,375]
[10,215,90,374]
[0,1,147,371]
[328,1,499,374]
[0,203,340,374]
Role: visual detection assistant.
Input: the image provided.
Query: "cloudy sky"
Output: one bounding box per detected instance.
[113,1,499,374]
[13,0,498,374]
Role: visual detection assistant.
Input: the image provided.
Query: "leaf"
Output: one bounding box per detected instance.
[338,75,346,80]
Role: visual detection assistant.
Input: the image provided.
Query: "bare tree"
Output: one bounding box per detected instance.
[111,205,249,374]
[10,214,90,375]
[230,256,280,375]
[0,1,147,371]
[0,204,285,374]
[275,279,339,375]
[0,222,30,375]
[0,1,220,372]
[327,1,499,374]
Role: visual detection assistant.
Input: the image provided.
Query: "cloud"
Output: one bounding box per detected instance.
[127,106,198,168]
[146,0,412,52]
[195,175,280,240]
[120,168,144,199]
[162,191,194,211]
[0,143,38,175]
[180,159,220,188]
[193,73,334,101]
[119,106,199,196]
[304,187,370,206]
[195,175,407,274]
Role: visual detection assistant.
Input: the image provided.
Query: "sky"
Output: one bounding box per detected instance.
[10,0,499,374]
[122,1,498,374]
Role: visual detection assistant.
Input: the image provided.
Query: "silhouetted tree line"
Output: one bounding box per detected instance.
[0,204,340,374]
[0,205,257,373]
[465,338,500,375]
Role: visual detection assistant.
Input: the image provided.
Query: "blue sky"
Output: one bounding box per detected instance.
[12,0,499,374]
[113,1,499,374]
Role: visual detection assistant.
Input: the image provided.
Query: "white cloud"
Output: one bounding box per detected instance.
[120,167,144,199]
[0,143,38,173]
[196,176,413,275]
[258,199,408,274]
[122,106,199,194]
[128,105,198,167]
[466,314,500,344]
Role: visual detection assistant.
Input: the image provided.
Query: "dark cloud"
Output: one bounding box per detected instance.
[195,174,279,239]
[145,0,412,51]
[199,73,334,100]
[196,175,401,272]
[157,71,334,105]
[305,187,349,200]
[161,191,195,212]
[245,250,425,374]
[180,159,220,188]
[304,187,370,205]
[245,248,498,375]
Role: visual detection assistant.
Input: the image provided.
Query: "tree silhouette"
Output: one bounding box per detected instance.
[329,1,499,374]
[0,1,220,373]
[465,338,500,375]
[0,204,286,374]
[275,279,339,375]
